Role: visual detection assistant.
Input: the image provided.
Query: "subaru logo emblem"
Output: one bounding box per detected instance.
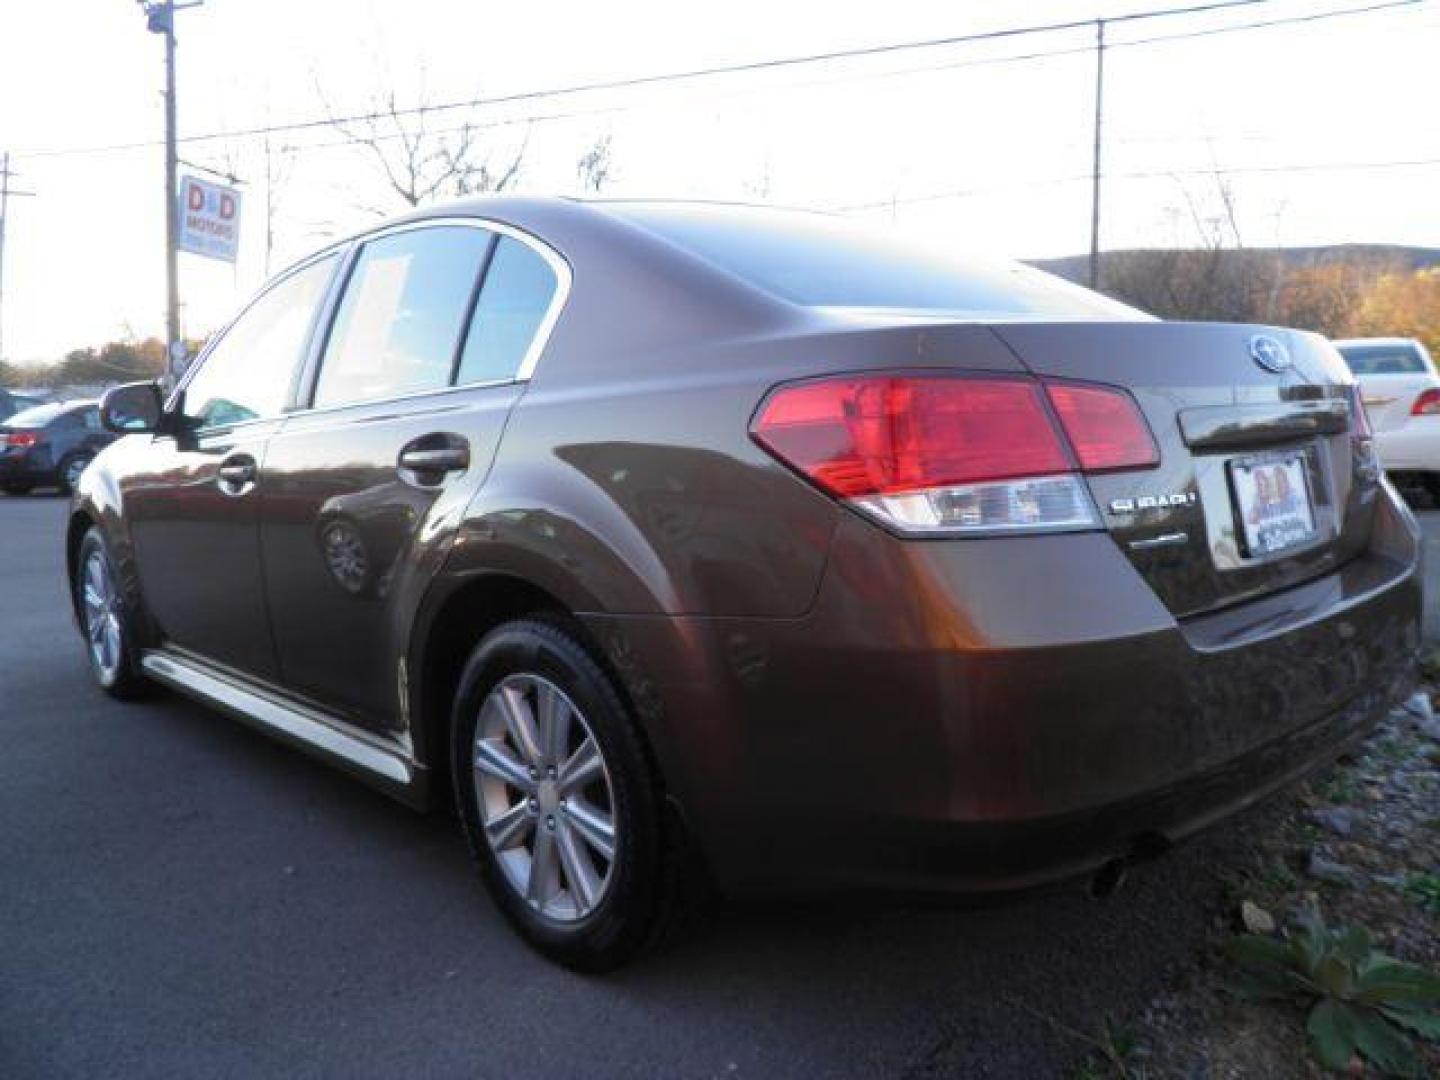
[1248,335,1292,373]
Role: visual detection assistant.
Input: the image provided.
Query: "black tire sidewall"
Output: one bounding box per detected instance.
[75,527,145,698]
[450,619,664,970]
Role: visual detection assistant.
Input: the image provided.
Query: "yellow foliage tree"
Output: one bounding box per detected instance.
[1347,268,1440,357]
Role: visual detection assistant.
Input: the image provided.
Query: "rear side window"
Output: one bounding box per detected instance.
[313,226,492,409]
[455,236,559,385]
[1338,344,1428,376]
[184,254,337,431]
[612,204,1145,320]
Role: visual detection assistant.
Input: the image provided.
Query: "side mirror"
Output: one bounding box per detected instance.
[100,381,165,434]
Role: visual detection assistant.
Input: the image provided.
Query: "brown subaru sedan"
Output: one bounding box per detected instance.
[70,198,1421,968]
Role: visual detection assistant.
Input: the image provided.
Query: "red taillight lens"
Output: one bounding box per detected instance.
[1044,383,1158,471]
[751,373,1158,535]
[750,376,1070,498]
[1412,389,1440,416]
[4,431,38,449]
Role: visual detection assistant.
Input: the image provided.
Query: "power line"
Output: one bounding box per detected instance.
[231,0,1425,171]
[19,0,1421,163]
[832,155,1440,212]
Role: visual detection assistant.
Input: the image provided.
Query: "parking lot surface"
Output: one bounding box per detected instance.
[2,493,1436,1079]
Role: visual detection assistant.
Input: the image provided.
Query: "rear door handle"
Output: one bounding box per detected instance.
[398,446,468,472]
[216,454,258,495]
[397,434,470,486]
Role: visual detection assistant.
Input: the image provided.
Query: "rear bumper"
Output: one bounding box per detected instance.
[1375,424,1440,473]
[582,482,1422,895]
[0,449,52,483]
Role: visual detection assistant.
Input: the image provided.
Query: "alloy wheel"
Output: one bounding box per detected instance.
[472,673,617,923]
[81,549,123,682]
[321,522,369,593]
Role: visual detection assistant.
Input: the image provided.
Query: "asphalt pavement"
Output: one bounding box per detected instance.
[2,493,1436,1079]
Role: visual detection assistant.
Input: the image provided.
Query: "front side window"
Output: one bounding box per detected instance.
[455,236,560,385]
[183,254,337,431]
[313,226,492,409]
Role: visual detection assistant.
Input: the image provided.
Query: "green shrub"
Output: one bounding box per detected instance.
[1226,915,1440,1076]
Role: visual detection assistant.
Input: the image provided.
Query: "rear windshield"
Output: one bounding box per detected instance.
[1337,343,1429,376]
[5,402,67,428]
[611,204,1147,320]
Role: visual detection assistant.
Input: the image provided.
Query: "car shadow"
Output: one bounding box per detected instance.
[119,686,1256,1078]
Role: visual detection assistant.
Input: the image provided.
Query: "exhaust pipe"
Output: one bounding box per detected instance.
[1089,832,1172,899]
[1090,857,1129,898]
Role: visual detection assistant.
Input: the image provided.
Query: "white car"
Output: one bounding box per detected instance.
[1333,337,1440,496]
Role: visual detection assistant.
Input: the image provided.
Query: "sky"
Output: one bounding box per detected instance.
[0,0,1437,366]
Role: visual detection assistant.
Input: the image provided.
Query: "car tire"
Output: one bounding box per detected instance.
[74,526,150,700]
[450,617,675,971]
[58,453,93,496]
[2,480,33,496]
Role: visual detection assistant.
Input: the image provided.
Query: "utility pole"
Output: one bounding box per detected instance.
[0,152,38,365]
[138,0,202,382]
[1088,19,1106,292]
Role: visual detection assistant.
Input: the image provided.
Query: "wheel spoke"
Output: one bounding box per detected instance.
[497,684,544,767]
[102,619,120,670]
[474,739,536,793]
[527,825,561,906]
[83,585,104,612]
[536,682,571,767]
[556,822,601,913]
[559,737,603,795]
[565,798,615,862]
[483,801,533,852]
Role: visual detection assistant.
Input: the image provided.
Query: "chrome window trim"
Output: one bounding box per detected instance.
[294,215,570,420]
[171,214,571,429]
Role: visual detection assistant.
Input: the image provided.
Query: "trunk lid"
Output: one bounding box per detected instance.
[1351,372,1437,432]
[991,321,1376,619]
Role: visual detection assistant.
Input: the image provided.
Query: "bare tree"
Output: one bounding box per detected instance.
[317,78,528,213]
[576,134,613,194]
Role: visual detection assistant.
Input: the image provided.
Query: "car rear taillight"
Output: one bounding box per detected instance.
[4,431,38,449]
[1044,382,1159,471]
[750,374,1156,535]
[1412,389,1440,416]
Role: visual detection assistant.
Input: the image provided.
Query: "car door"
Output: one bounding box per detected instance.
[123,253,340,679]
[259,223,564,735]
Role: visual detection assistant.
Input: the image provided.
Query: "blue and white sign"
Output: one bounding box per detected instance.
[177,175,241,263]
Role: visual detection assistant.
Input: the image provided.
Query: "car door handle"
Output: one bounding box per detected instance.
[397,435,470,486]
[216,455,258,495]
[398,446,468,472]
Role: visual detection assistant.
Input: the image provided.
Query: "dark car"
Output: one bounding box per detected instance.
[0,388,43,421]
[2,399,114,495]
[68,199,1421,969]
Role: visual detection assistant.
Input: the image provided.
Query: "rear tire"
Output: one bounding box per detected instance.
[74,527,150,700]
[450,618,674,971]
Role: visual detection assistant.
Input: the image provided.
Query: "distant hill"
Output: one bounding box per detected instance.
[1030,244,1440,285]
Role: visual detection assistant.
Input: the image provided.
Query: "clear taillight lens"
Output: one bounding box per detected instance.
[750,374,1157,535]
